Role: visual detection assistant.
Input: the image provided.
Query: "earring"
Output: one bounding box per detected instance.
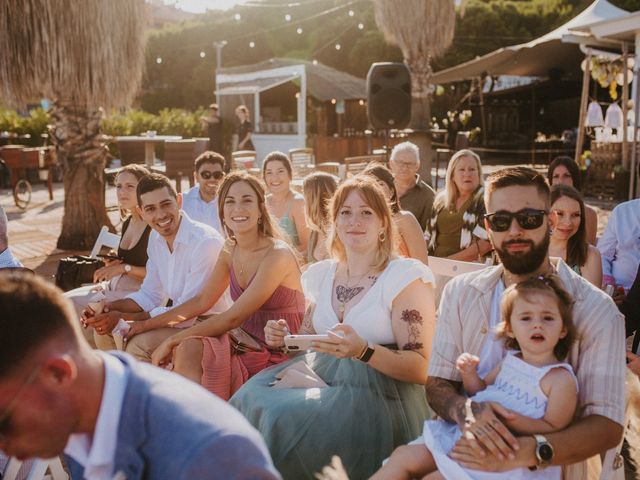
[379,230,386,242]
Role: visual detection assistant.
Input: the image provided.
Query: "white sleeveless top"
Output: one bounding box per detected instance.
[473,351,578,419]
[301,257,435,345]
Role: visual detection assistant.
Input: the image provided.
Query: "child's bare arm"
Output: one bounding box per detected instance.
[501,367,578,435]
[457,353,483,395]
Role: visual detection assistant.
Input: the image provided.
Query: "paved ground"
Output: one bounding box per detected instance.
[3,168,619,280]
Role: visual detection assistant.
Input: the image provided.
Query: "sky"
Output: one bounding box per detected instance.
[164,0,248,12]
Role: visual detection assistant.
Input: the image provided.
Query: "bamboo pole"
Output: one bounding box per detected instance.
[575,53,592,165]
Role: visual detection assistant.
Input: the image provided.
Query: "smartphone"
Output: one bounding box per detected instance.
[284,334,332,351]
[97,253,123,261]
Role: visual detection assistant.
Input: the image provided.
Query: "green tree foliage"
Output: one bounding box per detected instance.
[140,0,636,112]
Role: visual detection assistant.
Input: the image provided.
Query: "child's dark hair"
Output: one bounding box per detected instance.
[496,274,576,360]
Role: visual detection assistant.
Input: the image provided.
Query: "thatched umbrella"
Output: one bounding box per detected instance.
[0,0,145,249]
[372,0,459,129]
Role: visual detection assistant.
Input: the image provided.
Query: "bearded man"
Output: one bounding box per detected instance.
[423,166,625,478]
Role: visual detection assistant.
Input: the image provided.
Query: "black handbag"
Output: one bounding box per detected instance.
[54,255,104,291]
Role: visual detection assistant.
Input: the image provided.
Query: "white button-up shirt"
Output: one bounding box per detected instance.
[127,212,231,325]
[64,352,127,480]
[0,248,23,269]
[598,198,640,291]
[182,186,222,233]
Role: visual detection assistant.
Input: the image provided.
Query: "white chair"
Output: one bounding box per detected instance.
[428,256,491,304]
[89,225,121,259]
[3,457,69,480]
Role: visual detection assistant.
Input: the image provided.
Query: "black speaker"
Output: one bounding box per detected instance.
[366,62,412,130]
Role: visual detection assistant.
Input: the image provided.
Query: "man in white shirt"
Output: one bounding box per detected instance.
[0,206,23,269]
[181,151,225,232]
[598,197,640,293]
[85,173,231,361]
[0,272,280,480]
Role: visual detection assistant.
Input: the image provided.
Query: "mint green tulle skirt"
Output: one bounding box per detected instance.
[230,351,431,480]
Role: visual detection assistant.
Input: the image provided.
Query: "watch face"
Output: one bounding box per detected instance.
[539,444,553,461]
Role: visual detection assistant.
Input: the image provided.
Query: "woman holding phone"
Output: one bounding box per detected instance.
[231,176,436,479]
[65,164,151,344]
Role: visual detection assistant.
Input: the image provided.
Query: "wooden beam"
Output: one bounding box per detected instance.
[575,54,592,166]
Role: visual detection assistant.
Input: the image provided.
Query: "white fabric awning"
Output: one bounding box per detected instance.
[431,0,627,84]
[216,73,299,96]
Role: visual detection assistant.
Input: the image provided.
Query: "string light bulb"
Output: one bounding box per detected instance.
[331,98,336,104]
[285,13,291,21]
[358,23,364,30]
[359,99,365,106]
[296,27,303,34]
[249,41,255,48]
[335,43,341,50]
[234,13,241,21]
[348,9,354,16]
[156,57,162,64]
[312,59,318,65]
[199,51,206,58]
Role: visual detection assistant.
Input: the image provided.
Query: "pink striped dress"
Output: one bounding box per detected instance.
[200,268,305,400]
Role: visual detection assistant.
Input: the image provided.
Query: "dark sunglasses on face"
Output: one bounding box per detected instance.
[200,171,224,180]
[484,208,548,232]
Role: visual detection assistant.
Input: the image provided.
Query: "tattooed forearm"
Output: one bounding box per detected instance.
[425,377,465,423]
[400,309,424,351]
[300,304,316,334]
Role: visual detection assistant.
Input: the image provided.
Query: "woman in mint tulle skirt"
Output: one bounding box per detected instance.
[231,176,437,479]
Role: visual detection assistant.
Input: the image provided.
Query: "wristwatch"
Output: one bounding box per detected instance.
[123,264,132,273]
[531,434,554,470]
[358,343,375,363]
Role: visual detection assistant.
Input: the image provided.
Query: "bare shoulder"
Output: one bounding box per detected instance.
[540,366,577,393]
[266,240,299,266]
[292,193,306,207]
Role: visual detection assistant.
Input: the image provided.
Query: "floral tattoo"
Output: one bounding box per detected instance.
[400,309,424,351]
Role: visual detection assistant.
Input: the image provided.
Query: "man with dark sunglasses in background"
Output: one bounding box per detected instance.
[182,151,225,232]
[0,272,280,479]
[423,166,625,477]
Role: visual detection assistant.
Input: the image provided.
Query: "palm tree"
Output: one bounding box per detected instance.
[372,0,459,129]
[0,0,145,249]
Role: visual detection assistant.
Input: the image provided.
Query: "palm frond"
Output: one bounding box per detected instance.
[0,0,145,109]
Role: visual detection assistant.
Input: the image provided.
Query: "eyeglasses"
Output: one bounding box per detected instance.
[200,171,224,180]
[0,366,40,444]
[484,209,548,232]
[391,160,417,170]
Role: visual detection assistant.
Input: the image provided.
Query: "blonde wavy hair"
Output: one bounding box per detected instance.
[327,175,396,271]
[303,172,337,232]
[443,149,483,209]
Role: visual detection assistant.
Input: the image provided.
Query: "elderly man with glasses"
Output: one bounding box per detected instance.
[0,272,279,479]
[388,141,435,232]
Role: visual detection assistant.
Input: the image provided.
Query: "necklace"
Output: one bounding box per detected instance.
[337,265,372,315]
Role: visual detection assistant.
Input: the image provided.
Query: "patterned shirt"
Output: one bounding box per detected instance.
[429,258,625,478]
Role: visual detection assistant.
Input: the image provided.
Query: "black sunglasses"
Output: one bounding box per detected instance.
[200,171,224,180]
[484,208,548,232]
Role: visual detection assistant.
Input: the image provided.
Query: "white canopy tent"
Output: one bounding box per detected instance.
[566,11,640,198]
[216,58,365,162]
[431,0,627,84]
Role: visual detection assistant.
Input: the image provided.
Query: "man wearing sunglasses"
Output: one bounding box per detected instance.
[182,151,225,232]
[0,272,280,479]
[425,166,625,476]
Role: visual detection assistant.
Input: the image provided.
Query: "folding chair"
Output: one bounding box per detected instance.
[231,150,257,171]
[428,256,491,304]
[3,456,69,480]
[163,140,197,193]
[288,148,315,179]
[343,154,385,179]
[89,226,121,259]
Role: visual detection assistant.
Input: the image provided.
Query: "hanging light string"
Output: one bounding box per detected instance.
[151,0,365,59]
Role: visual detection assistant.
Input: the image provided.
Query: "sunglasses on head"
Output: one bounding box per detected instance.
[200,171,224,180]
[484,208,548,232]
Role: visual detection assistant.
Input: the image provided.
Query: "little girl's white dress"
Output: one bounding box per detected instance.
[422,352,577,480]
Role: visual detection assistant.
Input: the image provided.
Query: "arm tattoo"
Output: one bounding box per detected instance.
[300,304,316,334]
[400,309,424,351]
[336,285,364,303]
[425,377,464,423]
